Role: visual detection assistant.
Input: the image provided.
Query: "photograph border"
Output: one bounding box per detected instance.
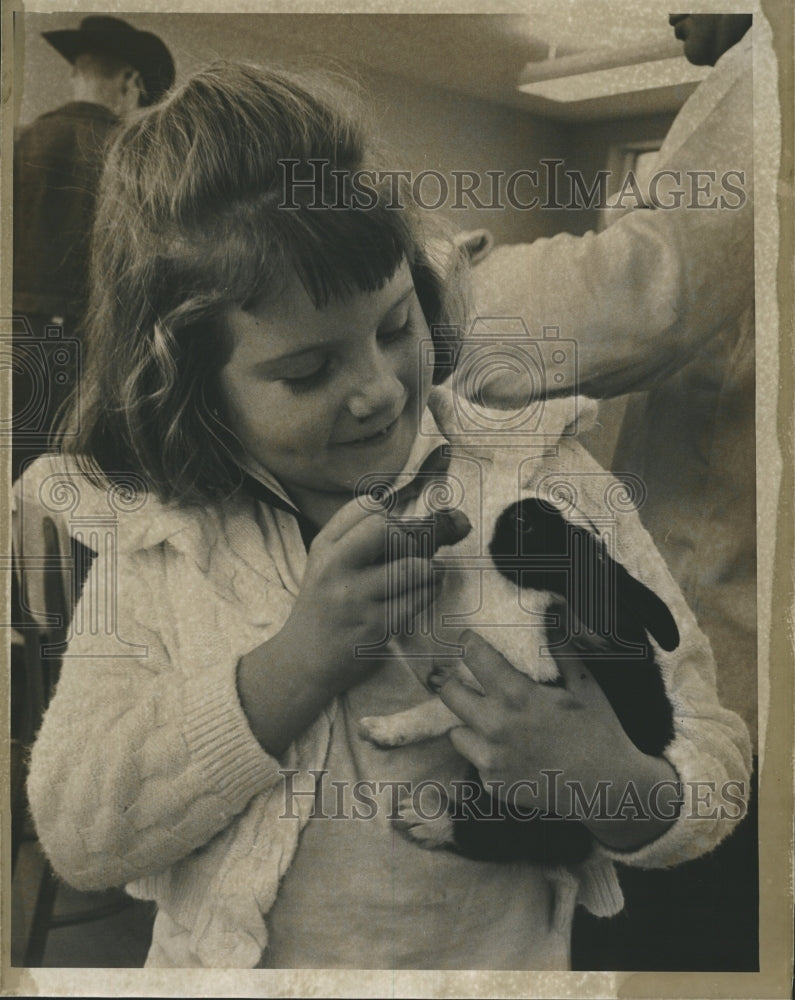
[1,1,792,997]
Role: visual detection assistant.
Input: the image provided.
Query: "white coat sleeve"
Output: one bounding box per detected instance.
[462,47,753,402]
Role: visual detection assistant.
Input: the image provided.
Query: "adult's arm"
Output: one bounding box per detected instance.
[461,47,753,402]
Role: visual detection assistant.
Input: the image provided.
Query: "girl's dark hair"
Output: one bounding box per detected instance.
[60,61,467,504]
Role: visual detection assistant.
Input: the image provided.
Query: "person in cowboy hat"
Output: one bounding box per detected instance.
[41,15,175,108]
[12,17,175,480]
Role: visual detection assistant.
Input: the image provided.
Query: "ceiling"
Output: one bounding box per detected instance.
[18,9,695,124]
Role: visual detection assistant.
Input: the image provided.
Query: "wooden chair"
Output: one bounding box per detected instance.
[11,498,131,967]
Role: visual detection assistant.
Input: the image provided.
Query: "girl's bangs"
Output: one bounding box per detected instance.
[282,202,418,308]
[246,205,419,312]
[167,185,423,317]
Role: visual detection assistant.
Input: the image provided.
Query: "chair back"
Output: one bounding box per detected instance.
[13,504,75,737]
[10,473,132,967]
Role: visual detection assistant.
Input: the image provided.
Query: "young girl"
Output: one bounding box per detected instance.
[23,62,751,970]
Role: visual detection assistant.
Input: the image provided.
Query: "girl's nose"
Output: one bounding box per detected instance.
[346,356,405,420]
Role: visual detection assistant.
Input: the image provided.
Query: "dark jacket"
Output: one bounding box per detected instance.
[13,101,119,318]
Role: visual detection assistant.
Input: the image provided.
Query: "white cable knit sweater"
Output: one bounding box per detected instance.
[23,388,751,968]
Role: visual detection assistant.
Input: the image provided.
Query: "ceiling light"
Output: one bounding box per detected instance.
[517,38,709,103]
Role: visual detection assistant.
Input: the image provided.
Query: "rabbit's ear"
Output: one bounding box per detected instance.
[617,563,680,652]
[454,228,494,265]
[561,396,599,435]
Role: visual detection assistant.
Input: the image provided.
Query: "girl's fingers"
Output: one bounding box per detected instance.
[448,726,493,772]
[550,643,604,693]
[457,630,530,698]
[331,512,446,570]
[436,674,486,727]
[398,584,436,627]
[552,652,613,712]
[332,510,395,568]
[318,494,382,544]
[386,556,436,597]
[358,557,435,598]
[553,651,592,687]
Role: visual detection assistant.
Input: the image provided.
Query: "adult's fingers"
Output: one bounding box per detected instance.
[452,335,541,407]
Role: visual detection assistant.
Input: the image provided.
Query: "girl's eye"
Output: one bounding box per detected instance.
[281,362,330,393]
[378,320,412,344]
[278,319,412,394]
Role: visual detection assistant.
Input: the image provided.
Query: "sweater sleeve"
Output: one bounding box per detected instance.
[27,539,283,893]
[586,487,752,870]
[595,641,753,871]
[546,440,753,873]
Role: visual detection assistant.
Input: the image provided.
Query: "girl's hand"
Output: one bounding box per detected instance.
[436,630,681,850]
[239,496,453,757]
[284,497,438,690]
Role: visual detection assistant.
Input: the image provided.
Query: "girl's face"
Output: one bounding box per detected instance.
[218,260,433,524]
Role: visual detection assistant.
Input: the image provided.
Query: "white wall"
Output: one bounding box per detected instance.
[15,11,569,248]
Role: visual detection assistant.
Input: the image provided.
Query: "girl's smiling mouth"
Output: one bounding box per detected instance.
[338,414,403,448]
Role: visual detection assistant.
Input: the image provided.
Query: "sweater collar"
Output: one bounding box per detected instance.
[93,402,449,558]
[239,406,449,547]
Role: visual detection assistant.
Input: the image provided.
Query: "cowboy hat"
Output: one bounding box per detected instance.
[42,15,175,106]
